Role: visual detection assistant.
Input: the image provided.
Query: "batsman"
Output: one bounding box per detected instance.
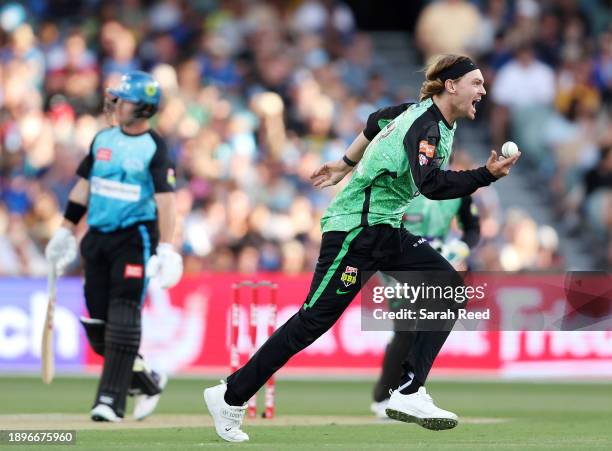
[45,71,183,422]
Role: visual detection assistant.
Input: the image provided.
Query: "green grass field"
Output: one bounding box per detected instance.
[0,376,611,450]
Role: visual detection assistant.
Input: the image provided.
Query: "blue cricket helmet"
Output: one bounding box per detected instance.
[107,71,161,117]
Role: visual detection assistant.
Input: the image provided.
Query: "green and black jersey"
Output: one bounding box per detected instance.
[320,98,496,233]
[403,195,480,247]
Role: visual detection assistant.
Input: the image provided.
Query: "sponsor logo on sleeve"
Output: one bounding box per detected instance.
[418,140,435,158]
[167,168,176,187]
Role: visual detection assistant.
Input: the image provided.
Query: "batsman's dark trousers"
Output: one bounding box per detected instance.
[80,221,158,416]
[81,221,158,318]
[226,224,462,405]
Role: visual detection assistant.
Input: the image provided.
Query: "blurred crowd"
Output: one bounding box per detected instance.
[0,0,609,277]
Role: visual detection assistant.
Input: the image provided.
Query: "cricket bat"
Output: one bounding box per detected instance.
[41,266,57,384]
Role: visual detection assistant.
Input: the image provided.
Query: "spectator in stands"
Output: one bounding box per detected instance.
[1,0,610,274]
[490,43,555,149]
[45,29,99,114]
[593,31,612,106]
[101,23,140,78]
[415,0,483,60]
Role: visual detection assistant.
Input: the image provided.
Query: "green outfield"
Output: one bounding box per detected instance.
[0,376,611,450]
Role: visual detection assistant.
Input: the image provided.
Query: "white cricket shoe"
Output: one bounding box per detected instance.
[370,399,389,419]
[91,404,122,423]
[134,372,168,421]
[385,387,458,430]
[203,381,249,442]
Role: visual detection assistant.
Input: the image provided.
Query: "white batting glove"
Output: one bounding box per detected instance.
[442,239,470,269]
[146,242,183,289]
[45,226,78,274]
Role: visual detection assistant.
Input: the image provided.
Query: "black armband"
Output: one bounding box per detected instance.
[64,201,87,225]
[343,155,357,167]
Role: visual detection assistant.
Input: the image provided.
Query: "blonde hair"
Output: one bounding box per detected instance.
[419,54,473,101]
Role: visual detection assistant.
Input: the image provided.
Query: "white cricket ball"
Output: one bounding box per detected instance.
[501,141,519,158]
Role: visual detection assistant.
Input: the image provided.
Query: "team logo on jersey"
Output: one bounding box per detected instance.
[124,264,144,279]
[418,140,435,158]
[340,266,358,287]
[96,148,112,161]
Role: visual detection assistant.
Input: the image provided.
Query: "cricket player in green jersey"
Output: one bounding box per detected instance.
[402,195,479,263]
[204,54,520,442]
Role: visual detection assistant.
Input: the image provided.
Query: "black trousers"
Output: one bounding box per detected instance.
[80,221,158,416]
[226,224,461,405]
[80,221,158,318]
[373,272,421,403]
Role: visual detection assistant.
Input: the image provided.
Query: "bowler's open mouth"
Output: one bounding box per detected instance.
[470,98,481,115]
